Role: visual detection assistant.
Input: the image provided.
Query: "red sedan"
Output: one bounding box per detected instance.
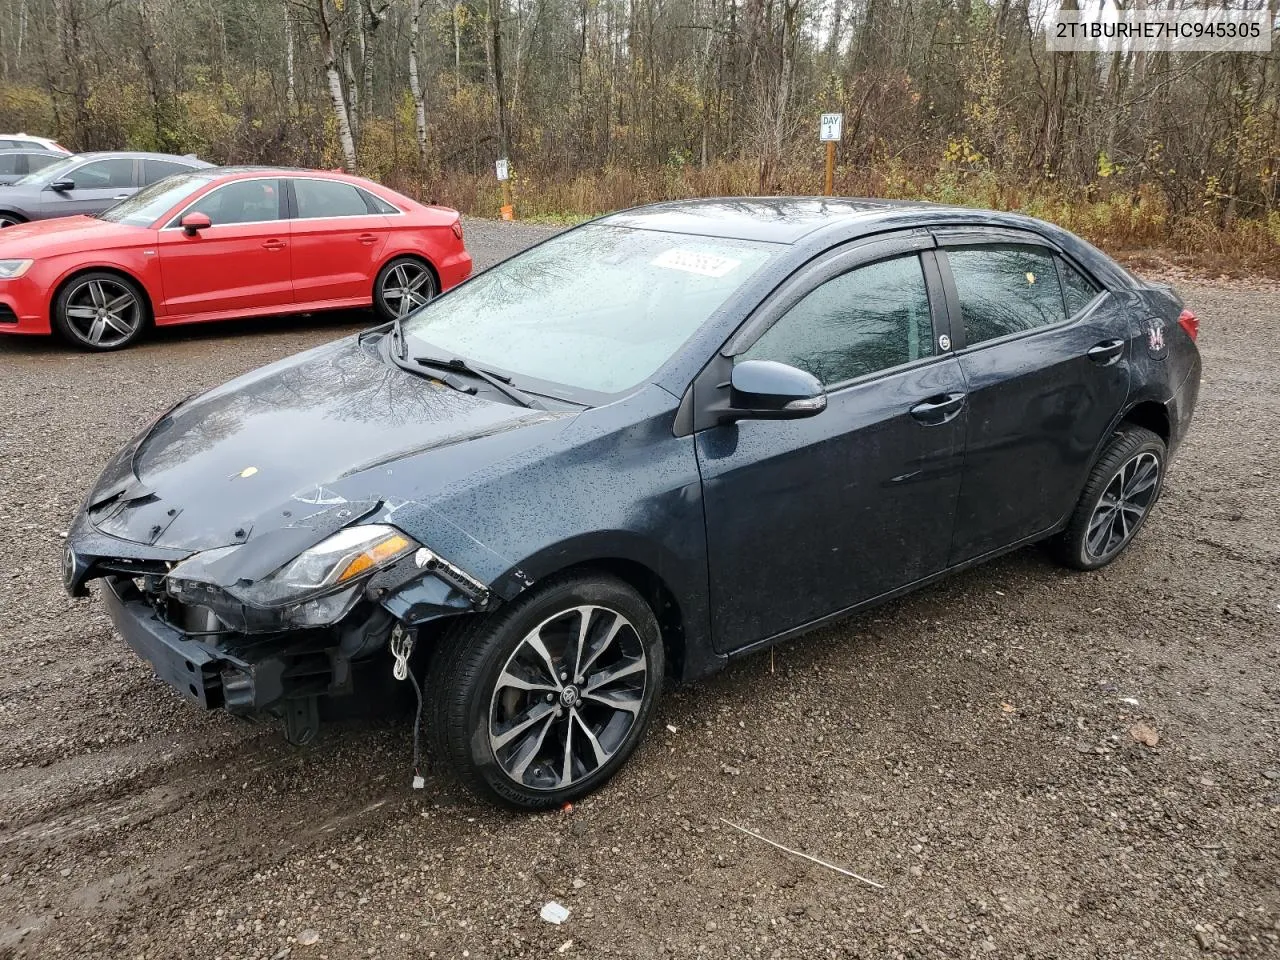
[0,167,472,350]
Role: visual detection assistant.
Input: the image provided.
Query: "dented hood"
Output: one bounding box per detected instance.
[87,335,565,554]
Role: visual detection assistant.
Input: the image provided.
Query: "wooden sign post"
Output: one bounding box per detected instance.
[819,113,843,196]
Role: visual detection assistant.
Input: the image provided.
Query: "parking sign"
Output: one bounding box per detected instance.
[819,113,843,142]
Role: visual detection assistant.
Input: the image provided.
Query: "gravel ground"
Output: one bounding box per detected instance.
[0,220,1277,960]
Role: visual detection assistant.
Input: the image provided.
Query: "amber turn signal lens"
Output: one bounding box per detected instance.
[335,534,412,583]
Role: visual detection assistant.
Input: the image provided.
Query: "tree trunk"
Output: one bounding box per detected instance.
[138,0,165,148]
[285,8,296,110]
[409,0,428,163]
[360,0,385,124]
[344,42,360,138]
[317,0,357,171]
[454,3,463,97]
[486,0,510,159]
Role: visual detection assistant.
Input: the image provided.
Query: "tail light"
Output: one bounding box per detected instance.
[1177,308,1199,341]
[451,220,464,241]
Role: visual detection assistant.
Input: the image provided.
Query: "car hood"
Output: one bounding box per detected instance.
[0,214,144,253]
[86,335,570,555]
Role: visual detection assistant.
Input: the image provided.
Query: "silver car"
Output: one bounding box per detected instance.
[0,151,213,227]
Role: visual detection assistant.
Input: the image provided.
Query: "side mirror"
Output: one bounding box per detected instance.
[49,178,74,192]
[727,359,827,421]
[180,212,212,236]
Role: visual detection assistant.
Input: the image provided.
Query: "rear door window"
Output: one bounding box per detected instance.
[292,179,371,219]
[143,158,195,185]
[0,154,21,175]
[945,243,1067,346]
[1060,258,1103,316]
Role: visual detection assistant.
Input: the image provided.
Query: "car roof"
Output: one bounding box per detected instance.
[597,195,1100,246]
[598,197,943,243]
[202,166,377,184]
[68,151,214,165]
[0,147,63,156]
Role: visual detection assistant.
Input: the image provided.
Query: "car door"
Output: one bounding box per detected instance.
[694,237,969,652]
[155,177,294,318]
[935,231,1131,564]
[36,157,138,217]
[285,177,390,305]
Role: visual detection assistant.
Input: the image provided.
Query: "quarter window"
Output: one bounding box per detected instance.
[69,158,136,189]
[1060,258,1103,315]
[292,179,371,219]
[361,189,399,214]
[946,244,1066,345]
[181,179,282,225]
[741,254,935,386]
[0,154,21,175]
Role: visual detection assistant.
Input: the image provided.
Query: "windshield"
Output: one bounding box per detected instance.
[13,155,77,186]
[97,174,209,227]
[402,225,777,396]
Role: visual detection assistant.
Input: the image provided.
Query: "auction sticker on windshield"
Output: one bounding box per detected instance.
[651,248,742,278]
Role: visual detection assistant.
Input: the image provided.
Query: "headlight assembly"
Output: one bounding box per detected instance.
[229,524,416,605]
[0,259,33,279]
[165,524,419,629]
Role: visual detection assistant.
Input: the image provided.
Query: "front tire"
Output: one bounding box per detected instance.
[427,573,664,809]
[0,212,26,228]
[373,256,437,322]
[1053,424,1166,570]
[52,271,148,351]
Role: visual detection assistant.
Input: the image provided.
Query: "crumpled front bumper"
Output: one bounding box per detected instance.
[100,575,333,714]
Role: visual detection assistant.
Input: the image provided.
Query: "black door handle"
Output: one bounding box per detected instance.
[1088,339,1125,365]
[910,392,967,425]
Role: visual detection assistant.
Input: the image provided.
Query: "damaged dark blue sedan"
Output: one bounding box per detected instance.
[64,198,1201,808]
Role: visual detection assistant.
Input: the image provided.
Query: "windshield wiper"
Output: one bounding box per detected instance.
[380,334,477,395]
[412,353,545,410]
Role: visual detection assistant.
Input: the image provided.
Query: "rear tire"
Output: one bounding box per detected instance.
[373,256,437,322]
[1052,424,1166,571]
[52,271,149,351]
[0,212,26,228]
[426,573,664,809]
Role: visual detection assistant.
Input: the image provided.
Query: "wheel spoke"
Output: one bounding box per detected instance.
[102,313,133,335]
[86,317,107,343]
[105,292,133,312]
[558,714,576,787]
[586,655,645,693]
[88,280,106,307]
[66,305,96,320]
[495,666,558,695]
[583,688,643,715]
[571,709,609,769]
[491,701,556,750]
[506,712,557,781]
[579,612,625,680]
[406,269,428,291]
[1086,513,1113,556]
[1124,460,1159,498]
[523,632,563,689]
